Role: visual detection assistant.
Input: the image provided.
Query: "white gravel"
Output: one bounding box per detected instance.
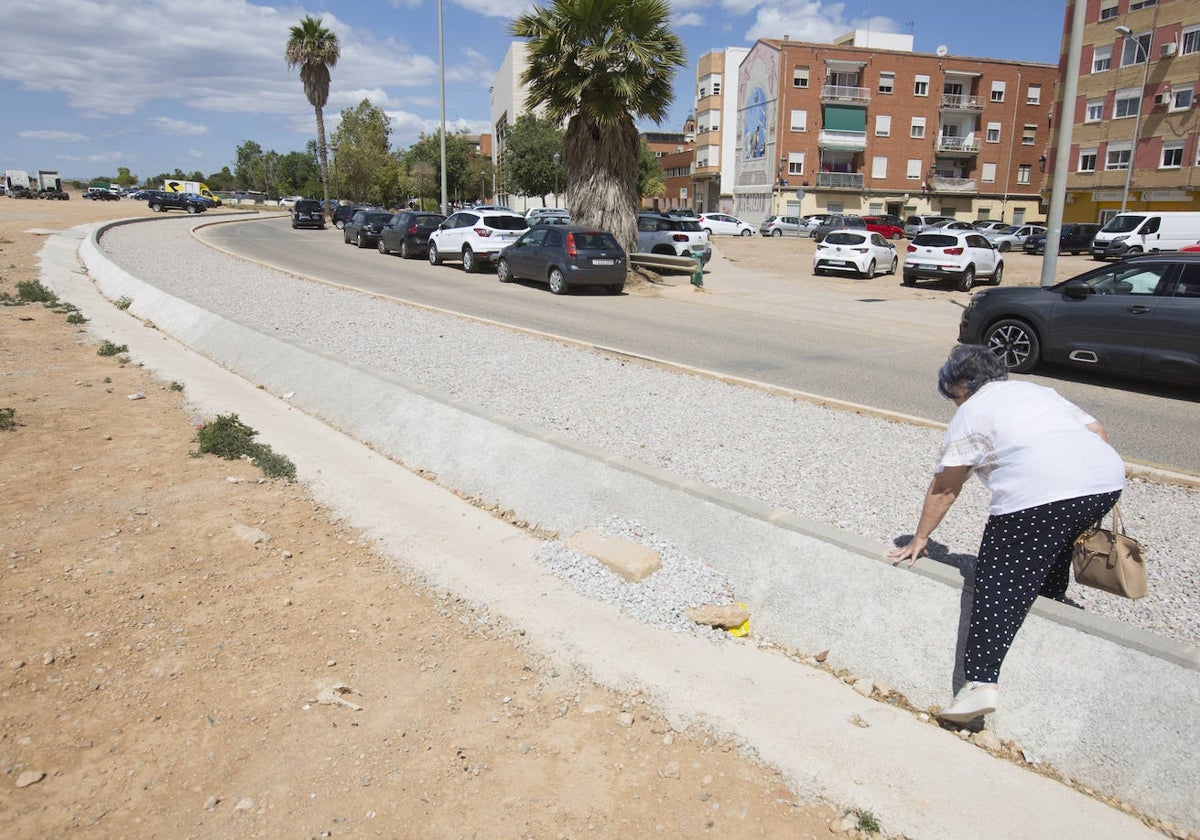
[96,217,1200,650]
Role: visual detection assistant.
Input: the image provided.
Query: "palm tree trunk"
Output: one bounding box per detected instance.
[315,105,330,217]
[565,115,640,254]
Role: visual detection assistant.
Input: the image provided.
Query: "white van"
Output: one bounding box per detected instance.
[1090,211,1200,259]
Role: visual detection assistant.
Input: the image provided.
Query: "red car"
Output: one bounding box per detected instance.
[863,216,904,240]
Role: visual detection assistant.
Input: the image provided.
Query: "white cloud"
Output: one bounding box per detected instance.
[453,0,530,20]
[674,12,703,27]
[147,117,209,136]
[740,1,901,44]
[18,129,88,142]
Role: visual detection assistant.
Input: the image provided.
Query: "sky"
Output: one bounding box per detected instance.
[0,0,1068,184]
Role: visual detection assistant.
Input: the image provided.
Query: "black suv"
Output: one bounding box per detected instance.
[146,191,208,214]
[378,211,446,258]
[83,188,119,201]
[1023,223,1102,256]
[332,204,360,229]
[343,209,394,248]
[291,199,325,229]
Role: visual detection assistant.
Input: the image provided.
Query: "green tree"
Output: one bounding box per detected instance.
[331,99,393,204]
[114,167,138,188]
[510,0,684,252]
[402,131,477,204]
[206,167,236,191]
[637,141,664,200]
[408,160,437,208]
[502,113,564,206]
[285,16,341,215]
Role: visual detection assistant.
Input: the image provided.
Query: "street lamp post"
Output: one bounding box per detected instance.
[1115,9,1159,213]
[552,152,560,202]
[330,144,339,214]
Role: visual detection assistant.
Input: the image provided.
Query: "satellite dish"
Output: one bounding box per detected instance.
[936,45,948,56]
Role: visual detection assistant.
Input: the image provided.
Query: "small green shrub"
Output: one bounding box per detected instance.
[169,381,184,392]
[17,280,57,304]
[114,296,132,310]
[847,808,881,835]
[97,340,128,357]
[192,413,296,481]
[0,407,16,430]
[66,312,88,324]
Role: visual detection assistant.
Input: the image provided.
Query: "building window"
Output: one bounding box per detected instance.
[1114,88,1141,119]
[982,162,997,182]
[1016,164,1031,185]
[1079,149,1097,172]
[712,81,721,96]
[875,114,891,137]
[1099,0,1118,19]
[1182,25,1200,56]
[871,156,888,179]
[788,152,805,176]
[878,72,894,94]
[793,66,809,88]
[1085,98,1104,122]
[1172,86,1194,111]
[910,116,926,139]
[1105,143,1131,170]
[907,159,922,179]
[1027,84,1041,105]
[790,110,807,132]
[986,122,1001,143]
[1021,124,1036,146]
[1161,142,1184,169]
[914,74,929,97]
[698,86,707,99]
[1091,46,1112,73]
[1121,32,1151,67]
[991,80,1006,102]
[1129,0,1156,9]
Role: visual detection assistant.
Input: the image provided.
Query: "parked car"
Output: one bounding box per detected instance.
[127,189,155,201]
[526,207,568,222]
[290,199,325,230]
[83,187,119,201]
[698,212,755,237]
[811,214,866,243]
[958,252,1200,385]
[1090,211,1200,260]
[973,220,1010,234]
[332,204,362,229]
[760,215,802,237]
[985,224,1046,252]
[147,191,208,213]
[343,209,395,248]
[378,211,446,258]
[278,195,303,208]
[868,213,905,230]
[862,216,904,240]
[531,212,571,226]
[903,231,1004,291]
[636,212,712,264]
[666,207,698,218]
[903,215,953,238]
[802,214,831,231]
[497,225,627,295]
[931,220,976,232]
[813,231,899,278]
[1023,223,1101,256]
[428,209,529,272]
[472,204,517,213]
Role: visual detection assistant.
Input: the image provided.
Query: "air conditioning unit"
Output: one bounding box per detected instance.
[1161,42,1177,57]
[1155,92,1171,105]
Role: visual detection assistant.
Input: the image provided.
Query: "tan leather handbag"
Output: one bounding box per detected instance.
[1072,504,1147,599]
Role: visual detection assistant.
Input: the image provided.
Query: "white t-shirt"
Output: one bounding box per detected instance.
[937,380,1125,515]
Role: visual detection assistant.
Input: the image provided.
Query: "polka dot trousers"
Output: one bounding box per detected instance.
[964,490,1121,684]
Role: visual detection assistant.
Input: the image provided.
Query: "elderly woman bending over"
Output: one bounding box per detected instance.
[889,344,1125,723]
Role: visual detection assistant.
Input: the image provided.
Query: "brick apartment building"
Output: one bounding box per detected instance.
[729,30,1057,225]
[1049,0,1200,222]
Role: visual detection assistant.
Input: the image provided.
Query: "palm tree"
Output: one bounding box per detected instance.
[510,0,684,254]
[285,16,341,217]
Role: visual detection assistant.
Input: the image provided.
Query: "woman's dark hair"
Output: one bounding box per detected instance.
[938,344,1008,399]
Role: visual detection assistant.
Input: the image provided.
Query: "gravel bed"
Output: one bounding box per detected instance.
[96,217,1200,649]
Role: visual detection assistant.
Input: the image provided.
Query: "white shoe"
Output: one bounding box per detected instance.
[939,681,999,723]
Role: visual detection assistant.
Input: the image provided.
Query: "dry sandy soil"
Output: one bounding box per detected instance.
[1,198,863,838]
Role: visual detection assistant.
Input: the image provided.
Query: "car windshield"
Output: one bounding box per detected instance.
[363,212,393,225]
[1101,215,1146,234]
[413,215,445,228]
[1070,263,1171,295]
[485,215,529,231]
[670,219,703,232]
[913,234,959,247]
[295,201,321,212]
[824,232,867,245]
[996,226,1020,235]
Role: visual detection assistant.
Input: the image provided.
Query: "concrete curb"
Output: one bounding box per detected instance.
[61,218,1199,834]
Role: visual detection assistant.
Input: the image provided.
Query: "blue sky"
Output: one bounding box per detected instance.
[0,0,1067,183]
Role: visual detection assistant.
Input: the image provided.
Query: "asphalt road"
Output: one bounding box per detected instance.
[199,216,1200,474]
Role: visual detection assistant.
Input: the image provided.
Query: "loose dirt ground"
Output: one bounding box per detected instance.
[2,198,857,838]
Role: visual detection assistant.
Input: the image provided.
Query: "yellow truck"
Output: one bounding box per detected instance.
[162,179,221,206]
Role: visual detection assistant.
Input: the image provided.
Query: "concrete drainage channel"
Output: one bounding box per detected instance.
[62,218,1199,838]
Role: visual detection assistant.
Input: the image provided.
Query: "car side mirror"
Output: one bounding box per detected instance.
[1062,279,1093,299]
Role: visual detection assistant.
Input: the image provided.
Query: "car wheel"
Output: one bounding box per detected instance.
[548,267,567,295]
[357,232,367,248]
[186,204,198,214]
[497,258,513,283]
[429,243,443,265]
[810,231,819,240]
[335,220,345,229]
[902,274,916,286]
[991,262,1004,286]
[377,237,387,254]
[998,241,1011,253]
[771,229,782,237]
[461,247,478,273]
[891,232,903,240]
[400,240,411,259]
[984,318,1040,373]
[740,228,752,237]
[888,256,898,275]
[703,228,713,237]
[149,202,162,212]
[957,266,977,292]
[607,283,624,294]
[1126,247,1143,256]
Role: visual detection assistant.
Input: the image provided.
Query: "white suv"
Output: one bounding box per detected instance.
[428,210,529,272]
[636,212,712,263]
[902,231,1004,292]
[698,213,755,237]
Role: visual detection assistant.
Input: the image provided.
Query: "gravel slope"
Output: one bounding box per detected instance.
[96,217,1200,649]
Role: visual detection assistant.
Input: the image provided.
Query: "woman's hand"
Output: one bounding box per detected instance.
[889,535,929,568]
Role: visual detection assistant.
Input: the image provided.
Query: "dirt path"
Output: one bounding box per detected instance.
[1,200,851,837]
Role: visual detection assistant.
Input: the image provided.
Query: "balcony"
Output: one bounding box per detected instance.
[936,136,981,155]
[820,84,870,105]
[818,129,868,151]
[939,94,986,111]
[928,176,977,193]
[815,172,864,189]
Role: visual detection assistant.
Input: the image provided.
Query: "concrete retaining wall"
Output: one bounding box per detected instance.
[77,221,1200,832]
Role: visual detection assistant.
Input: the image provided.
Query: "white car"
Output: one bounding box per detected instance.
[427,209,529,273]
[903,230,1004,292]
[278,195,303,208]
[985,224,1046,252]
[698,213,755,237]
[813,231,898,278]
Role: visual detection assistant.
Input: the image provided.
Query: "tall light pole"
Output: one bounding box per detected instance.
[552,152,560,203]
[330,143,339,208]
[437,0,448,215]
[1115,4,1159,213]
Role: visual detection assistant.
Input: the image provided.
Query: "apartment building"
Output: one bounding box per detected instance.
[1050,0,1200,222]
[691,48,749,214]
[731,31,1056,225]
